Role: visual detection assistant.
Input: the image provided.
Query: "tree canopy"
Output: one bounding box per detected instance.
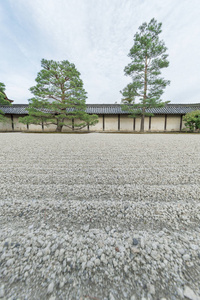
[183,110,200,132]
[121,18,170,131]
[0,82,11,122]
[19,59,98,132]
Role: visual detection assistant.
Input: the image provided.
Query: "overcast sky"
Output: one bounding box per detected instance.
[0,0,200,104]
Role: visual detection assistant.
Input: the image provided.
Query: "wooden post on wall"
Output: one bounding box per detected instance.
[164,114,167,131]
[149,116,151,131]
[118,114,120,131]
[180,115,183,131]
[103,114,105,131]
[133,118,136,131]
[11,115,14,131]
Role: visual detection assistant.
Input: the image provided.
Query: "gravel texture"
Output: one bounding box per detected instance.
[0,132,200,300]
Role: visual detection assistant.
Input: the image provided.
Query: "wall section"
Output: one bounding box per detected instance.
[0,114,189,132]
[90,115,103,131]
[166,115,181,131]
[0,115,12,131]
[104,115,118,131]
[151,116,165,131]
[120,115,133,131]
[13,115,27,131]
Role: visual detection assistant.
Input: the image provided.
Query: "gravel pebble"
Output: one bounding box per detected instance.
[47,282,54,294]
[184,286,200,300]
[0,286,5,298]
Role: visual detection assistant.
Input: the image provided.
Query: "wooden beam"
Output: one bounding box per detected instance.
[103,114,105,131]
[11,115,14,131]
[180,115,183,131]
[149,116,151,131]
[164,114,167,131]
[133,118,136,131]
[118,114,120,131]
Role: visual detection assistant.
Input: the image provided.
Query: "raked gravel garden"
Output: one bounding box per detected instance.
[0,132,200,300]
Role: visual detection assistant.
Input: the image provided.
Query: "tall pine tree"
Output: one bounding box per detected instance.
[121,18,170,132]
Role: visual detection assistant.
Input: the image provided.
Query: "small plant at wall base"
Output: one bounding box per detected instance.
[183,110,200,132]
[121,18,170,132]
[19,59,98,132]
[0,82,11,122]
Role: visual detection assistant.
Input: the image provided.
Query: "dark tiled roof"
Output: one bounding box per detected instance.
[0,103,200,115]
[86,104,200,115]
[0,104,28,114]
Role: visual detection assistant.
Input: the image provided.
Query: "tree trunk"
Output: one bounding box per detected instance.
[56,118,64,132]
[56,125,63,132]
[140,55,148,132]
[140,108,145,132]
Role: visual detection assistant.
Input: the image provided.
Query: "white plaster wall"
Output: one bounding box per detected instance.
[13,116,27,131]
[91,116,103,131]
[0,114,188,132]
[62,119,74,132]
[0,115,12,131]
[29,124,43,132]
[134,117,149,131]
[89,119,100,131]
[151,116,165,131]
[105,115,118,131]
[120,116,150,132]
[44,124,57,132]
[62,127,73,132]
[63,118,99,132]
[166,115,181,131]
[144,117,149,131]
[120,115,133,131]
[135,118,141,131]
[73,119,88,132]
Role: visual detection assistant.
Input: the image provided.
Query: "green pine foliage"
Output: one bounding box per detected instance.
[0,82,11,123]
[121,18,170,131]
[183,110,200,132]
[19,98,53,130]
[19,59,98,132]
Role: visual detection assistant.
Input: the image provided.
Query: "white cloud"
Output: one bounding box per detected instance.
[0,0,200,104]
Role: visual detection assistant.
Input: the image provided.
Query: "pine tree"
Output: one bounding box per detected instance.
[121,18,170,132]
[0,82,11,123]
[20,59,98,132]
